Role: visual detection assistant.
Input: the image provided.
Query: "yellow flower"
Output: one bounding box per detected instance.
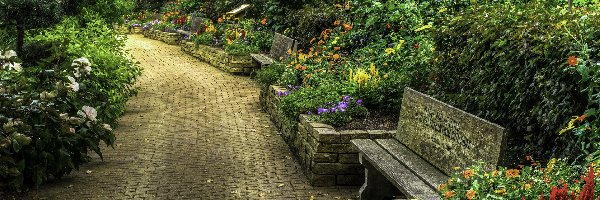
[559,116,578,134]
[369,63,378,76]
[546,158,557,173]
[385,48,395,55]
[396,40,406,49]
[524,183,532,190]
[466,190,476,200]
[505,169,520,178]
[492,170,500,177]
[415,24,433,32]
[298,53,307,61]
[494,188,506,195]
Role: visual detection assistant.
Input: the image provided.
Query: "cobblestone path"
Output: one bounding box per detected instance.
[15,35,358,199]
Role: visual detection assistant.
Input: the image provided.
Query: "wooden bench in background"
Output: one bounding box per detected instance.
[250,33,297,68]
[352,88,506,200]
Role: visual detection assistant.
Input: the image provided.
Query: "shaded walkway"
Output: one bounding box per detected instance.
[18,35,358,199]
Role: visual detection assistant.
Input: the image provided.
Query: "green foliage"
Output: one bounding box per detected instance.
[247,31,273,52]
[438,158,595,199]
[429,2,600,162]
[255,63,286,87]
[0,18,140,189]
[224,41,259,56]
[193,32,214,46]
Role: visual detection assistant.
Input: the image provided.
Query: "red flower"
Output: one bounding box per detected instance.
[413,42,419,49]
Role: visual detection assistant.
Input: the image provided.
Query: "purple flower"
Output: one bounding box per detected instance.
[307,111,312,115]
[283,91,289,96]
[294,86,300,90]
[331,107,337,112]
[277,91,283,96]
[356,99,363,105]
[342,95,351,102]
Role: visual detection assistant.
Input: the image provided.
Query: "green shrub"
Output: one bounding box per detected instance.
[193,32,214,46]
[248,31,273,52]
[255,62,285,86]
[224,41,259,56]
[0,18,140,189]
[429,2,600,162]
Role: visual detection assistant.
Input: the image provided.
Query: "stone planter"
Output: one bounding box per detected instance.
[259,85,394,186]
[182,44,255,74]
[131,27,143,34]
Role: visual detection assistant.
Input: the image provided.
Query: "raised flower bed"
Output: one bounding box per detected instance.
[260,85,394,186]
[180,43,254,74]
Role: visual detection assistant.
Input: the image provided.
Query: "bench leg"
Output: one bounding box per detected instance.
[359,154,400,200]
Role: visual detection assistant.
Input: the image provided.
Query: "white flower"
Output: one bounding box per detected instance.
[3,62,22,72]
[72,57,91,67]
[83,66,92,73]
[67,76,79,92]
[78,106,97,121]
[2,50,17,59]
[73,70,81,78]
[103,124,112,131]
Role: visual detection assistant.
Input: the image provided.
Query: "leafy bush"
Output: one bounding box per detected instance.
[255,62,286,86]
[0,18,140,189]
[247,30,273,52]
[224,41,259,56]
[193,32,214,46]
[438,158,600,199]
[429,2,600,163]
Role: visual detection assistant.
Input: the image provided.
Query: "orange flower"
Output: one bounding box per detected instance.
[568,56,578,66]
[345,1,351,10]
[466,190,476,200]
[310,38,316,44]
[463,169,475,179]
[386,23,391,30]
[334,47,341,51]
[506,169,520,178]
[287,49,292,55]
[261,18,267,25]
[318,40,325,46]
[295,64,306,71]
[444,190,455,198]
[217,18,223,23]
[438,183,447,191]
[332,54,341,60]
[333,20,341,26]
[343,23,353,31]
[576,114,588,122]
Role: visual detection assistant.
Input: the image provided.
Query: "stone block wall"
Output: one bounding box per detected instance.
[260,85,395,186]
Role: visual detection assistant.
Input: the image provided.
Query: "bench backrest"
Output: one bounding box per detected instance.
[225,4,252,20]
[396,88,506,175]
[269,33,297,61]
[190,17,204,33]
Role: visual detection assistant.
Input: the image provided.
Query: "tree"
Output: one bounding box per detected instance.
[0,0,63,54]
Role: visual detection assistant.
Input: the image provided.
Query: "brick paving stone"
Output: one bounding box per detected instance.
[4,35,358,200]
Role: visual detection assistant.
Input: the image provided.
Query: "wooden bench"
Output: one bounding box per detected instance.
[352,88,506,200]
[250,33,297,67]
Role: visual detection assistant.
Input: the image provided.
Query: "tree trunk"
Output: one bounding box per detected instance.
[16,23,24,55]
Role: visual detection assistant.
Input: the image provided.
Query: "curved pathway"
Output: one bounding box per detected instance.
[16,35,358,199]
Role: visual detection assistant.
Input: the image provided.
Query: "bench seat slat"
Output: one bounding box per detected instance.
[250,53,274,65]
[352,139,440,200]
[376,139,449,191]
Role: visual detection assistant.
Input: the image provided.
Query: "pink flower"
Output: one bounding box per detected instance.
[78,106,97,121]
[69,127,76,134]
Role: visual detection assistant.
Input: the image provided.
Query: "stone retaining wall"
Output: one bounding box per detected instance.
[181,42,254,73]
[260,85,394,186]
[140,30,255,74]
